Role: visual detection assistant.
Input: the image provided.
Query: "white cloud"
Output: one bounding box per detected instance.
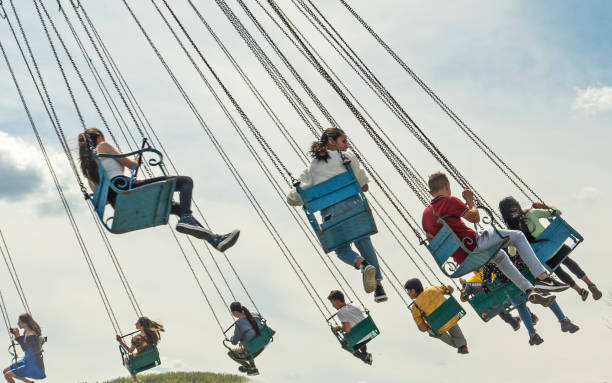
[572,186,602,202]
[573,85,612,115]
[0,130,46,200]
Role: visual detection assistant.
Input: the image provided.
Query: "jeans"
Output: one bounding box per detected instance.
[109,175,193,216]
[428,323,466,348]
[546,245,586,287]
[322,196,382,280]
[512,294,566,335]
[476,228,547,292]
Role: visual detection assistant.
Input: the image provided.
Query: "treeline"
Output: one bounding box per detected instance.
[101,371,247,383]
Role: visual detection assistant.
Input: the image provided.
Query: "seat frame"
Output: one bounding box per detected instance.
[222,319,274,367]
[327,310,380,353]
[118,331,161,375]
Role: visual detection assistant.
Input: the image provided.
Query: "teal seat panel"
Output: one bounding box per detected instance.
[427,224,461,267]
[341,315,379,351]
[121,346,160,375]
[245,324,274,355]
[319,207,377,253]
[301,171,359,210]
[531,216,583,268]
[110,178,176,234]
[425,296,466,334]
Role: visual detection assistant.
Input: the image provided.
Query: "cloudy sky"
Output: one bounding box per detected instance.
[1,1,611,382]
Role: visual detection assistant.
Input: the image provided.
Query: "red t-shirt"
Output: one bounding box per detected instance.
[422,195,477,264]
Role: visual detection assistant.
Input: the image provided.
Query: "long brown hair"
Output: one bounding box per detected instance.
[78,128,104,185]
[137,316,164,346]
[18,313,41,336]
[230,302,261,336]
[309,128,346,162]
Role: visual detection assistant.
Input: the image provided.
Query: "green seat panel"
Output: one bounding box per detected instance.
[425,296,466,335]
[120,345,161,375]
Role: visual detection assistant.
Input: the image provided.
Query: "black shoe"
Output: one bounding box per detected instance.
[560,318,580,333]
[528,291,556,307]
[579,288,589,302]
[363,352,373,365]
[238,366,249,373]
[209,230,240,252]
[374,285,388,303]
[176,214,213,240]
[510,316,521,332]
[529,333,544,346]
[246,368,259,376]
[457,345,469,354]
[531,312,539,326]
[534,276,569,293]
[588,284,602,300]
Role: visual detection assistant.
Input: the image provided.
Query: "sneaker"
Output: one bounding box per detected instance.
[579,288,589,302]
[238,366,249,373]
[361,264,377,293]
[247,368,259,376]
[176,214,213,241]
[530,312,539,326]
[374,285,388,303]
[209,230,240,252]
[363,352,373,365]
[528,333,544,346]
[457,345,469,354]
[560,318,580,333]
[510,316,521,331]
[534,276,569,293]
[588,284,602,300]
[528,291,556,307]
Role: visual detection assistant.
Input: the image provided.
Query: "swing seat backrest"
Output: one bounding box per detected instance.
[297,168,377,253]
[91,155,176,234]
[120,345,160,375]
[424,296,466,335]
[336,314,380,352]
[531,216,583,269]
[427,221,509,278]
[245,324,274,356]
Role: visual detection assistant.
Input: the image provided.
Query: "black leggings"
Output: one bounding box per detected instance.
[353,340,369,362]
[108,175,194,216]
[545,244,586,287]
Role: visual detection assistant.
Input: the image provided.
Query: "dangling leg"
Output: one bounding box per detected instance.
[511,296,542,345]
[498,311,521,331]
[548,301,580,333]
[354,237,386,301]
[561,256,602,300]
[335,243,376,293]
[3,368,15,383]
[130,373,140,383]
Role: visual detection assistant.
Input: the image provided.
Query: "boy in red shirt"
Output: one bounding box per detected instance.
[422,172,568,306]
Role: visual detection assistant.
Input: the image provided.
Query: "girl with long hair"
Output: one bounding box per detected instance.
[3,313,46,383]
[227,302,274,376]
[116,317,164,383]
[78,128,239,252]
[287,128,387,303]
[498,197,601,301]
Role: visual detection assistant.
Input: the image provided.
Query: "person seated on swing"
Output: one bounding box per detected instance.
[78,128,239,252]
[287,128,387,303]
[327,290,373,365]
[499,196,601,301]
[421,172,568,307]
[3,314,46,383]
[405,278,468,354]
[481,250,580,346]
[115,317,164,383]
[227,302,274,376]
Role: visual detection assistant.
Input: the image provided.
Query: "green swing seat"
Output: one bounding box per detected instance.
[329,312,380,353]
[222,321,275,362]
[119,345,161,375]
[91,147,176,234]
[421,295,466,335]
[294,156,377,253]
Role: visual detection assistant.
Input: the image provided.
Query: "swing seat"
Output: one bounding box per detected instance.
[91,148,176,234]
[330,312,380,352]
[468,268,535,321]
[295,163,377,253]
[120,345,161,375]
[427,222,509,278]
[531,215,583,272]
[423,295,466,335]
[223,321,275,361]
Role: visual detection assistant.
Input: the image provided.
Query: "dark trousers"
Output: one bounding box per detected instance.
[352,340,369,362]
[546,244,586,287]
[108,175,194,216]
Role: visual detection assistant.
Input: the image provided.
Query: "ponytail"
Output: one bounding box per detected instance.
[78,128,104,185]
[230,302,261,336]
[309,128,346,162]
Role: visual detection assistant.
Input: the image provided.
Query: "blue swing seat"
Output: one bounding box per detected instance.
[90,147,176,234]
[531,214,583,272]
[120,344,161,375]
[294,159,377,253]
[329,311,380,353]
[427,221,509,278]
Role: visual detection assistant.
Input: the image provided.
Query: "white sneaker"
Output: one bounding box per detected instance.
[361,264,377,293]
